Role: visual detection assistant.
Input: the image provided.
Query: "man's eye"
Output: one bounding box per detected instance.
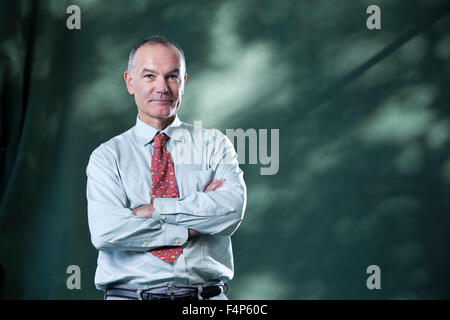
[168,75,179,80]
[144,74,154,79]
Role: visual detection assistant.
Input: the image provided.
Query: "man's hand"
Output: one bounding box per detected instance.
[131,204,154,219]
[203,178,225,193]
[188,229,202,239]
[132,178,225,237]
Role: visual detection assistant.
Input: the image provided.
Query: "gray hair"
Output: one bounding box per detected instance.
[127,35,186,74]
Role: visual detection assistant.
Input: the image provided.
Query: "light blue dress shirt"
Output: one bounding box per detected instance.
[86,114,247,291]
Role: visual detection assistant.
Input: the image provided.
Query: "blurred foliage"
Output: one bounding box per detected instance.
[0,0,449,299]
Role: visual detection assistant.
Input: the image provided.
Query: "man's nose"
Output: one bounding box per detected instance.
[154,76,168,94]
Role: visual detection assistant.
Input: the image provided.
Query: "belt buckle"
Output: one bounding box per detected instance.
[136,288,143,300]
[167,283,177,300]
[168,283,176,293]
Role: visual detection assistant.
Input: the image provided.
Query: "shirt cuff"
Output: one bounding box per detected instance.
[162,222,188,247]
[153,197,179,223]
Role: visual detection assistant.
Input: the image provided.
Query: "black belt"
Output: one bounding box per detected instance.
[106,286,222,300]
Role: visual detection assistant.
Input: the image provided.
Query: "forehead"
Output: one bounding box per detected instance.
[133,43,183,72]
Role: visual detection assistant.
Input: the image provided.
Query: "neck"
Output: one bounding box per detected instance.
[139,113,176,131]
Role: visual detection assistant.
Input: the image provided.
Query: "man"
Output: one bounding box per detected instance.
[86,36,246,300]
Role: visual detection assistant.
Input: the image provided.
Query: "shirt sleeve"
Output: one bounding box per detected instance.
[152,132,247,236]
[86,145,188,251]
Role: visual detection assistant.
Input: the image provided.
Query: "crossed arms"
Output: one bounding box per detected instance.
[86,136,246,252]
[132,178,226,239]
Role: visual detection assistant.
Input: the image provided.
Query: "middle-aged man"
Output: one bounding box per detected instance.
[86,36,247,300]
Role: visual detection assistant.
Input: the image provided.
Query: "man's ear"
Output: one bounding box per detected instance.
[124,71,134,95]
[181,72,187,94]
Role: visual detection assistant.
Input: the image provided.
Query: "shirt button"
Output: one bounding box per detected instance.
[161,215,166,220]
[175,239,180,244]
[143,242,148,246]
[162,208,167,213]
[177,272,183,277]
[193,209,198,214]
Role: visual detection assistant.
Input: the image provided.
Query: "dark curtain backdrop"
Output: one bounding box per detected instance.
[1,0,449,299]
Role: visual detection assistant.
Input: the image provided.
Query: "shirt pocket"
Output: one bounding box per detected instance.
[188,169,214,193]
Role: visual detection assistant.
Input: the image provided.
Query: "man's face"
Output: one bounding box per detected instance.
[124,44,186,124]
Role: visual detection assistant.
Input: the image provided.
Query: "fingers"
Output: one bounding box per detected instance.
[213,178,225,191]
[203,178,226,193]
[204,179,222,193]
[131,204,154,219]
[188,228,203,239]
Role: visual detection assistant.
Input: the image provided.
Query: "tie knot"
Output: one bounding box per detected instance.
[154,133,169,147]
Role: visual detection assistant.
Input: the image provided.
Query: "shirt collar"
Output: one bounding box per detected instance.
[135,114,185,146]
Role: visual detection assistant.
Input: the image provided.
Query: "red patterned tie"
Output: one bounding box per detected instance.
[150,133,183,263]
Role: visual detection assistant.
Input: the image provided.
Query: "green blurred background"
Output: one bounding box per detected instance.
[1,0,449,299]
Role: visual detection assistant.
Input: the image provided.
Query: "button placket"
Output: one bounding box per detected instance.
[173,250,189,285]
